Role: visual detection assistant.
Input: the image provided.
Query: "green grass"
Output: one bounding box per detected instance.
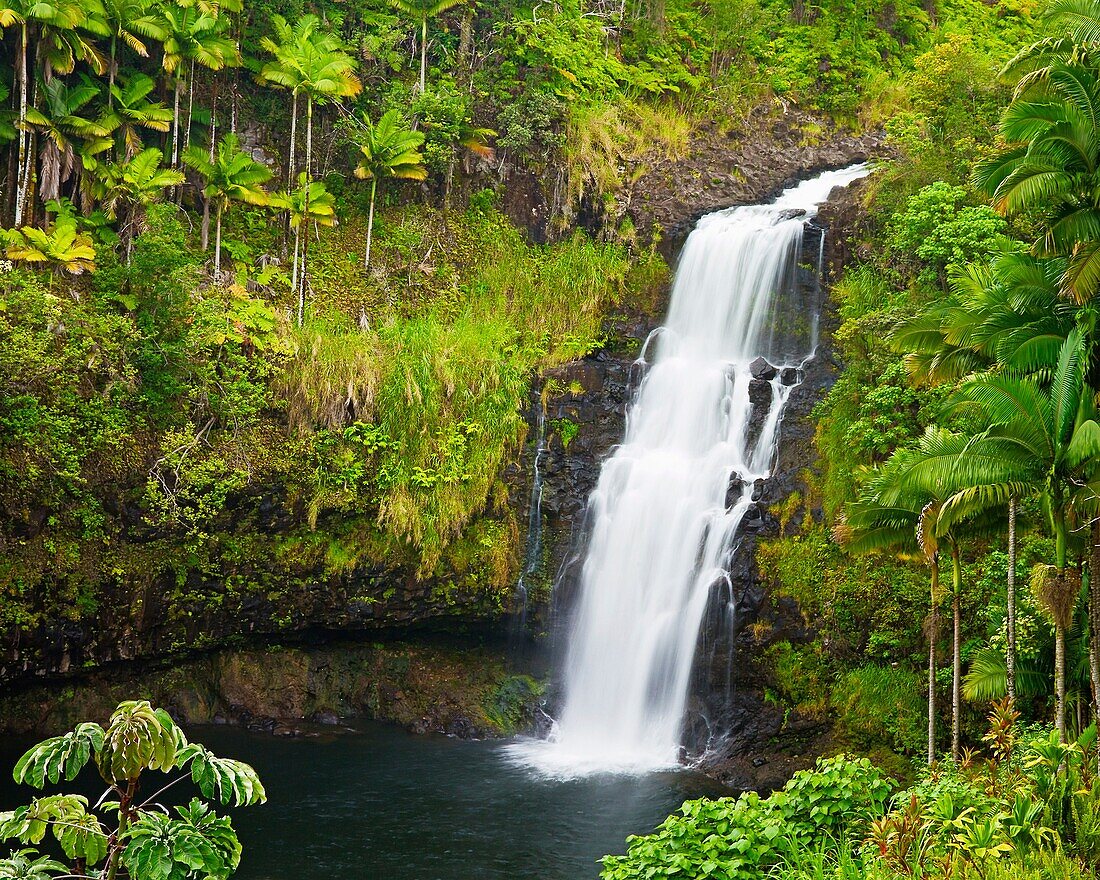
[277,203,668,573]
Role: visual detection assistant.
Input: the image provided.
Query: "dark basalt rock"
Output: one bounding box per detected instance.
[725,474,747,509]
[749,357,777,381]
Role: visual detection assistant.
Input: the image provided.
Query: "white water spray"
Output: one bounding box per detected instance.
[509,165,870,777]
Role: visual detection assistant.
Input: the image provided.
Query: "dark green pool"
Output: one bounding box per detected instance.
[0,720,728,880]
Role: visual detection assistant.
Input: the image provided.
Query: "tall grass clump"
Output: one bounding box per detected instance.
[277,205,659,573]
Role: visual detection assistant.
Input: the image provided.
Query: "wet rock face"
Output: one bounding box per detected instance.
[0,640,521,739]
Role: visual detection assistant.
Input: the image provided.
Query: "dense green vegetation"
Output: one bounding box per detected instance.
[0,0,1045,650]
[602,703,1100,880]
[602,1,1100,878]
[7,0,1100,875]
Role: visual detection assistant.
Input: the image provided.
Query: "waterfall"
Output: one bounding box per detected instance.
[509,164,870,777]
[512,404,548,637]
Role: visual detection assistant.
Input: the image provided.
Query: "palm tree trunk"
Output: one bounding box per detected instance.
[1055,512,1070,741]
[293,225,302,326]
[185,58,196,152]
[458,7,473,70]
[1056,617,1067,743]
[108,34,117,109]
[214,201,223,279]
[1091,518,1100,727]
[951,540,962,763]
[201,195,210,250]
[171,77,182,167]
[928,556,940,766]
[288,90,298,186]
[1007,497,1017,705]
[420,17,427,93]
[299,220,309,325]
[124,205,134,265]
[306,97,313,179]
[209,76,219,161]
[365,178,377,269]
[14,23,28,226]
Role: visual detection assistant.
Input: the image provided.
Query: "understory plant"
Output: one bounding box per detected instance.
[0,700,265,880]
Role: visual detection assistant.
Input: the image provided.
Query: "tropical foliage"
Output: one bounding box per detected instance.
[0,701,264,880]
[602,705,1100,880]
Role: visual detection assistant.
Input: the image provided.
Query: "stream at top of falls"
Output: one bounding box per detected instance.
[509,163,871,779]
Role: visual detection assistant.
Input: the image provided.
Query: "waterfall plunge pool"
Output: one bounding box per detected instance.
[0,721,729,880]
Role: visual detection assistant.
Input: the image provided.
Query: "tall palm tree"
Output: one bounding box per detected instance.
[1,0,107,223]
[182,132,271,279]
[0,0,32,224]
[353,109,426,269]
[893,248,1076,707]
[88,146,183,261]
[104,72,173,158]
[946,330,1100,738]
[261,16,360,182]
[840,484,944,765]
[271,172,335,326]
[862,427,1007,761]
[391,0,465,93]
[23,74,111,207]
[156,4,237,167]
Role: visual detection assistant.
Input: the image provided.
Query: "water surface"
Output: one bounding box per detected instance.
[0,721,728,880]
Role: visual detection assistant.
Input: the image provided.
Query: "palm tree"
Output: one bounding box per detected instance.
[840,475,944,765]
[1,0,108,223]
[353,109,426,269]
[893,248,1076,709]
[38,0,109,77]
[946,331,1100,739]
[104,72,173,158]
[0,0,31,224]
[156,4,237,167]
[260,16,360,182]
[4,209,95,280]
[271,172,335,326]
[182,132,271,279]
[391,0,465,93]
[863,427,1007,761]
[973,61,1100,301]
[88,147,183,261]
[100,0,163,103]
[23,74,111,207]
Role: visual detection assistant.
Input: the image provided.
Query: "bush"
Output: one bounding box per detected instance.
[0,701,264,880]
[599,755,894,880]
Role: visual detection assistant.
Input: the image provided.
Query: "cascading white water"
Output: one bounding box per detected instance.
[509,165,870,777]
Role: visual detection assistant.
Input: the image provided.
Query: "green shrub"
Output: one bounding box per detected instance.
[600,755,894,880]
[483,675,544,734]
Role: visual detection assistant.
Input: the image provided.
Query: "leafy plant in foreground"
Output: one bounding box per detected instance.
[0,700,265,880]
